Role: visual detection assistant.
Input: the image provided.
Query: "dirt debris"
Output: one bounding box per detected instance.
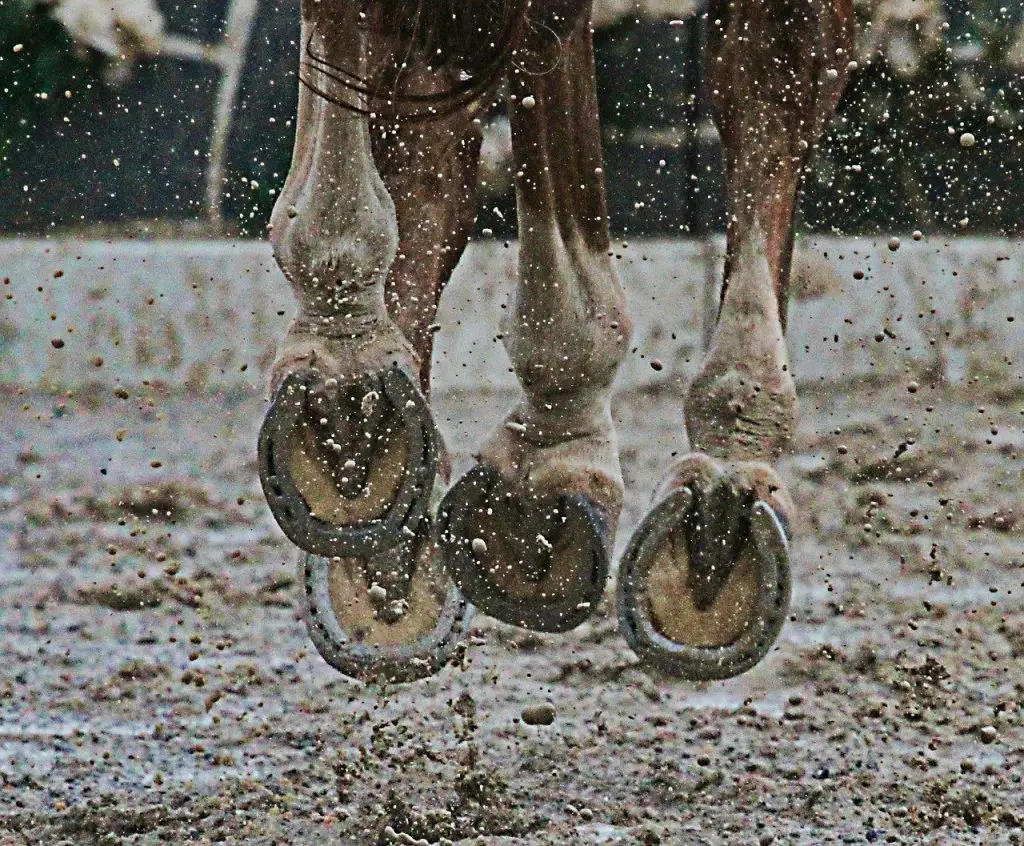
[520,703,557,726]
[0,376,1021,843]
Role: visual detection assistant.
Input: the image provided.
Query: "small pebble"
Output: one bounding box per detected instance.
[368,584,387,603]
[521,95,536,109]
[912,230,923,241]
[50,338,65,349]
[887,237,900,252]
[471,537,488,555]
[959,132,975,148]
[907,381,919,394]
[520,702,556,726]
[650,358,663,371]
[13,43,24,53]
[979,725,998,744]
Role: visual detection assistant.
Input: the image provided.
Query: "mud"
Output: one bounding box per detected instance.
[0,367,1021,843]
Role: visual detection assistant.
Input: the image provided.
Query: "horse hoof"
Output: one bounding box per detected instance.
[617,483,791,681]
[437,464,611,633]
[258,365,439,558]
[301,522,471,684]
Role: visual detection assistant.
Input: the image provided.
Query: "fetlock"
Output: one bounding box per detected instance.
[477,396,624,520]
[685,367,797,461]
[685,220,798,461]
[268,321,420,399]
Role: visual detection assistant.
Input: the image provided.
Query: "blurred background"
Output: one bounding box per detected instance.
[2,0,1023,238]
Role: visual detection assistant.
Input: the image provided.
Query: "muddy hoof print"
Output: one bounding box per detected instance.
[301,524,471,684]
[617,487,791,681]
[437,464,611,633]
[258,365,438,559]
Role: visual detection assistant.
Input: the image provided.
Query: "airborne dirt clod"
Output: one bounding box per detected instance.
[0,371,1021,844]
[519,703,557,727]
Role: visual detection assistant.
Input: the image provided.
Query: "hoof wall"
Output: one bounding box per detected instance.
[438,464,610,633]
[301,525,471,684]
[617,487,791,681]
[258,365,438,558]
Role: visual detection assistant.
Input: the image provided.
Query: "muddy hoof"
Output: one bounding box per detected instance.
[437,464,611,633]
[617,486,791,681]
[258,365,439,558]
[301,522,471,684]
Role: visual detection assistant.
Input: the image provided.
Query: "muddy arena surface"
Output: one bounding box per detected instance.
[1,247,1023,845]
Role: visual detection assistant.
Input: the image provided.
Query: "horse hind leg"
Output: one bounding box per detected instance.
[439,9,633,633]
[372,74,484,402]
[618,0,854,680]
[258,2,476,682]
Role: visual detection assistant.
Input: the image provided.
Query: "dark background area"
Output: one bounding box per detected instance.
[1,1,1021,237]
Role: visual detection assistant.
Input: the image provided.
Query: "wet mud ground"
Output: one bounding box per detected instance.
[0,371,1021,845]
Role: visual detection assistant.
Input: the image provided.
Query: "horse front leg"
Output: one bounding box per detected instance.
[257,3,470,682]
[618,0,854,679]
[439,7,633,633]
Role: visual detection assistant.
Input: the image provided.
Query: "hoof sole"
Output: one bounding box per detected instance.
[301,527,471,684]
[438,464,610,633]
[617,487,791,681]
[258,365,438,558]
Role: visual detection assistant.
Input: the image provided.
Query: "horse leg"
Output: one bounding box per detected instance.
[439,7,632,633]
[618,0,854,679]
[258,3,475,682]
[372,76,484,401]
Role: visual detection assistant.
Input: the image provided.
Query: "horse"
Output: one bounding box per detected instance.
[256,0,854,683]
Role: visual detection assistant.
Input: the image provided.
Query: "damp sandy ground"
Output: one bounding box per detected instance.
[0,368,1022,844]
